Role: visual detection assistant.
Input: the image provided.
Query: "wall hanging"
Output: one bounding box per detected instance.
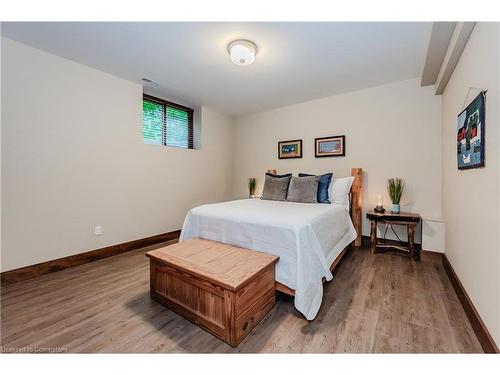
[278,139,302,159]
[315,135,345,157]
[457,90,486,170]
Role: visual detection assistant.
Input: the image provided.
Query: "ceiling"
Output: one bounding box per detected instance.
[2,22,431,116]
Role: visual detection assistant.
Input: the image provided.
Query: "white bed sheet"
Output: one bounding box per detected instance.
[179,199,357,320]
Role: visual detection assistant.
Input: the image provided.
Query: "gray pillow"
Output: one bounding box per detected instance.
[261,173,292,201]
[287,176,320,203]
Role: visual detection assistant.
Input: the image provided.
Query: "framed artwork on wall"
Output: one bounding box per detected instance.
[315,135,345,157]
[457,92,485,170]
[278,139,302,159]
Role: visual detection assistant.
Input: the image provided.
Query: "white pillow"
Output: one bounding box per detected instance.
[329,176,354,209]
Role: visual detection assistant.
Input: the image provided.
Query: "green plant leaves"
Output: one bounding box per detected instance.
[387,178,404,204]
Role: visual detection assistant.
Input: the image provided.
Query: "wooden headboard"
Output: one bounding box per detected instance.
[350,168,363,247]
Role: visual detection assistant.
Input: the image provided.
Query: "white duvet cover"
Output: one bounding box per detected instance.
[179,199,357,320]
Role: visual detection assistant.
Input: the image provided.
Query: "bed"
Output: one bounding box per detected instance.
[180,168,362,320]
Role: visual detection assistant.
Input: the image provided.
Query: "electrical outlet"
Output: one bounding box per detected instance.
[94,225,102,236]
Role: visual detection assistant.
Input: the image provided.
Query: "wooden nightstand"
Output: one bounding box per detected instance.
[366,211,421,261]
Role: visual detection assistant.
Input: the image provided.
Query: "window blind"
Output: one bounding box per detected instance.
[142,94,194,149]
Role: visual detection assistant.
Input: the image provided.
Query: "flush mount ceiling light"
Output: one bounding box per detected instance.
[227,39,258,66]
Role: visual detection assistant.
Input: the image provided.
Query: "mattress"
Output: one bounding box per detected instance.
[180,198,357,320]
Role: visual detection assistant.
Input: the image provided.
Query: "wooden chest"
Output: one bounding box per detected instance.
[146,238,278,347]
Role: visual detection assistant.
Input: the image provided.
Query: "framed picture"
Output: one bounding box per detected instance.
[457,92,485,170]
[315,135,345,157]
[278,139,302,159]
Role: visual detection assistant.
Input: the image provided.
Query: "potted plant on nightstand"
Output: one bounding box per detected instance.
[388,178,404,213]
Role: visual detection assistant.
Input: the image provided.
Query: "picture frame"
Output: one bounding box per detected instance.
[315,135,345,157]
[278,139,302,159]
[457,92,486,170]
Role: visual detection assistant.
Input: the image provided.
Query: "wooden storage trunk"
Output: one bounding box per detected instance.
[146,238,278,347]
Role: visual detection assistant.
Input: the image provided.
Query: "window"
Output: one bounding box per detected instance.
[142,94,194,149]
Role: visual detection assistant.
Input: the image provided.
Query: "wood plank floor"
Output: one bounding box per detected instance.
[0,241,482,353]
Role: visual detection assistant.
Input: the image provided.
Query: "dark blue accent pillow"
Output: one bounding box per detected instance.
[299,173,333,203]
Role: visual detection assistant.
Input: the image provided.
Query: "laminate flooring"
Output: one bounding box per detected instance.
[1,241,482,353]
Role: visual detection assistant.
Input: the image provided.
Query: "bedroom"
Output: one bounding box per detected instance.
[1,0,499,372]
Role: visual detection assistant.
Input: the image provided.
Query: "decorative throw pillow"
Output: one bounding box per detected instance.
[329,176,355,209]
[298,173,333,203]
[286,176,320,203]
[261,173,292,201]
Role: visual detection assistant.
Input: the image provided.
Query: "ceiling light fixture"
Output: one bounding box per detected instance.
[227,39,258,66]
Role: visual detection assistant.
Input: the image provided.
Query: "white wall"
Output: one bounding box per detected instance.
[1,38,233,271]
[232,78,442,241]
[441,22,500,347]
[498,23,500,348]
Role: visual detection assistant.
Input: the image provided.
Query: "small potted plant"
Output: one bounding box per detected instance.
[387,178,404,213]
[248,177,257,198]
